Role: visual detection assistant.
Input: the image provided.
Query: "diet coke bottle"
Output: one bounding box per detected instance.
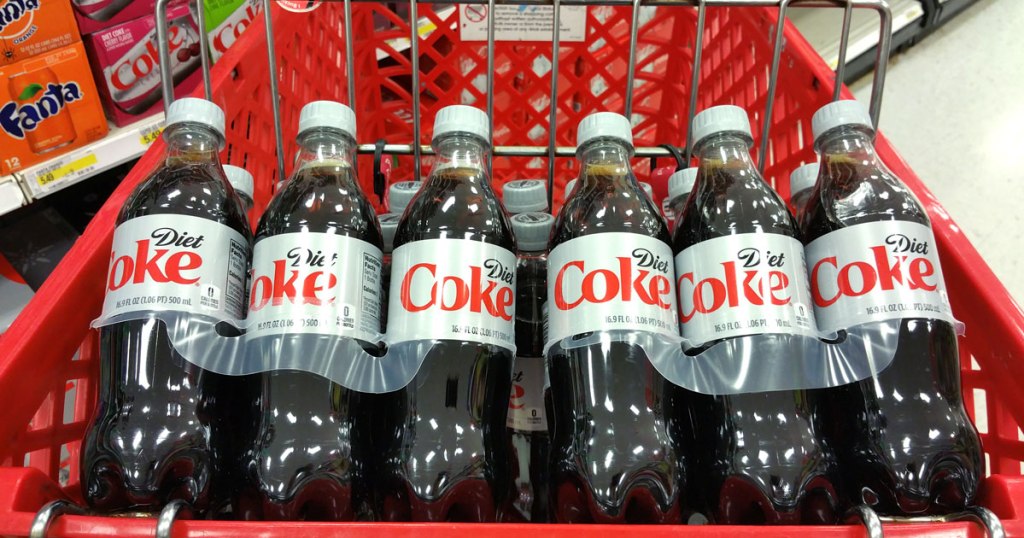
[504,180,552,523]
[801,100,982,515]
[640,181,655,203]
[387,180,422,217]
[663,167,697,233]
[224,165,255,215]
[547,112,685,523]
[788,162,818,218]
[672,105,839,524]
[501,179,548,214]
[378,212,400,328]
[374,105,516,522]
[83,98,252,513]
[238,101,382,520]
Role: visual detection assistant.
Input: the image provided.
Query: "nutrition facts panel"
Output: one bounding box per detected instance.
[225,238,249,319]
[358,251,383,336]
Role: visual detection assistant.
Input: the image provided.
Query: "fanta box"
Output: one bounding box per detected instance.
[72,0,158,36]
[84,1,201,126]
[0,41,108,175]
[199,0,261,61]
[0,0,80,65]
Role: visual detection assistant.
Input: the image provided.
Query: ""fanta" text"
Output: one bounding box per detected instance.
[1,82,82,139]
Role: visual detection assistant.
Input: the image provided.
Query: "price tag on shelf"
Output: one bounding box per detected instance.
[139,124,165,146]
[35,153,99,188]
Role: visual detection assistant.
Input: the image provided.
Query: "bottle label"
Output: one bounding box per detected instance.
[100,214,249,322]
[805,221,954,332]
[247,233,383,340]
[387,238,516,350]
[546,232,678,346]
[674,233,817,345]
[507,355,547,431]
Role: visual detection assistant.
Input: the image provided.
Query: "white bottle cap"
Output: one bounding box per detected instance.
[811,99,873,142]
[378,213,400,254]
[562,179,577,202]
[502,179,548,214]
[511,212,555,252]
[577,112,633,149]
[789,162,819,197]
[388,181,421,216]
[166,98,225,144]
[298,101,357,140]
[432,105,489,143]
[667,167,698,200]
[640,182,654,200]
[690,105,752,150]
[223,165,254,207]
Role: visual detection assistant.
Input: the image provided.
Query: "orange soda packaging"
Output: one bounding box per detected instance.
[0,42,108,174]
[0,0,80,65]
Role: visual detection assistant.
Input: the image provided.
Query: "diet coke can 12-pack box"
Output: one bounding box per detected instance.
[71,0,157,36]
[199,0,261,62]
[83,0,202,127]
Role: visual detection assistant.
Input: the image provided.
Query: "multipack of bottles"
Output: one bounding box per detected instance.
[85,96,982,525]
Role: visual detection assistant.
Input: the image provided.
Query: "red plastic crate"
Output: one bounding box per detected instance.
[2,3,1024,536]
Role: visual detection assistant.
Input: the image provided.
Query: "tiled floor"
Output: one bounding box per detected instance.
[848,0,1024,307]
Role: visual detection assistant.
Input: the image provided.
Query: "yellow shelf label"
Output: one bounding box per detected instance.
[35,153,99,187]
[139,124,165,146]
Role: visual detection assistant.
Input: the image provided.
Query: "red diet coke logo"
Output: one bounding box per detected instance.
[678,247,790,323]
[810,233,936,307]
[213,5,259,54]
[111,24,193,91]
[554,248,673,311]
[107,227,204,290]
[509,370,525,410]
[249,247,338,311]
[399,258,514,320]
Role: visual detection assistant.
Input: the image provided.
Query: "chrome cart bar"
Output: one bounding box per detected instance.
[156,0,894,188]
[356,144,677,157]
[547,0,562,208]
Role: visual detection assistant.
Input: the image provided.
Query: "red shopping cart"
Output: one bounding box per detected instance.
[1,1,1023,536]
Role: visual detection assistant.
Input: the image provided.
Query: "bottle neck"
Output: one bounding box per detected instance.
[164,123,221,164]
[817,125,880,174]
[430,133,490,176]
[695,132,757,184]
[517,249,547,279]
[577,138,634,188]
[293,128,359,186]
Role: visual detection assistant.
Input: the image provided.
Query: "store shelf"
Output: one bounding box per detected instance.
[930,0,981,30]
[6,114,165,202]
[790,0,926,82]
[0,177,29,218]
[0,6,454,207]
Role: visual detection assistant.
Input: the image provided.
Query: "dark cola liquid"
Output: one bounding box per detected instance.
[82,161,252,514]
[372,166,515,522]
[789,189,813,220]
[672,155,839,524]
[235,163,381,521]
[507,251,549,522]
[801,147,982,516]
[549,164,685,523]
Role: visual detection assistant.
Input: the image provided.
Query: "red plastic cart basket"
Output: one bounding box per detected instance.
[2,2,1024,536]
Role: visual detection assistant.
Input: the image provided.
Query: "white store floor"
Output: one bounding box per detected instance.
[846,0,1024,308]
